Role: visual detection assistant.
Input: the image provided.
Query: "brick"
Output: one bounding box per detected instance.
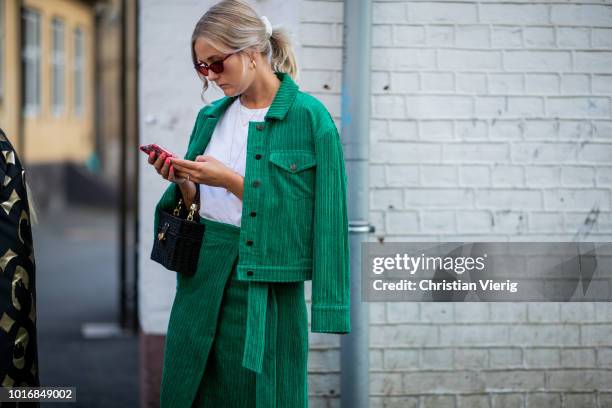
[405,188,474,209]
[504,51,572,72]
[526,74,560,94]
[388,120,418,140]
[551,5,612,26]
[525,166,561,187]
[457,73,487,94]
[460,165,491,187]
[394,25,425,46]
[457,210,493,233]
[523,27,555,48]
[369,372,402,395]
[422,73,455,92]
[475,370,546,390]
[371,188,403,210]
[300,1,343,23]
[439,50,502,71]
[300,23,341,47]
[509,325,580,346]
[475,189,542,210]
[402,371,477,393]
[373,3,407,24]
[371,142,441,164]
[421,348,453,369]
[560,348,596,368]
[456,25,490,48]
[547,97,610,118]
[490,348,523,368]
[454,348,489,370]
[492,393,523,408]
[384,348,419,370]
[524,348,560,368]
[422,210,456,233]
[491,165,524,187]
[420,164,458,186]
[370,324,438,346]
[406,95,473,119]
[372,25,392,47]
[492,27,522,48]
[386,211,419,234]
[561,74,590,94]
[593,75,612,94]
[458,394,490,408]
[443,143,509,163]
[386,164,419,187]
[387,302,420,323]
[525,393,561,408]
[426,26,454,47]
[480,4,549,24]
[575,52,612,74]
[423,395,455,408]
[440,324,509,346]
[408,2,478,24]
[372,48,436,71]
[489,74,524,94]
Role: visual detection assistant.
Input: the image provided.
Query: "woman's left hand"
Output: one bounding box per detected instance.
[168,155,234,188]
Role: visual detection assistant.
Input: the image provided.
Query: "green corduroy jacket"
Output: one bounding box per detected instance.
[153,71,350,333]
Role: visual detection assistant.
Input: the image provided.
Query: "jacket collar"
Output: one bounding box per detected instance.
[205,71,299,121]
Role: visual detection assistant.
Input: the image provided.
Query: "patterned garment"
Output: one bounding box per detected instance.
[0,128,40,395]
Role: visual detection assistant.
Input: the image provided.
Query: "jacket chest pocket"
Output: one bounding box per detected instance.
[268,150,317,200]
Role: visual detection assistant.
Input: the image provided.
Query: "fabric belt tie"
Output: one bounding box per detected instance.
[242,281,277,373]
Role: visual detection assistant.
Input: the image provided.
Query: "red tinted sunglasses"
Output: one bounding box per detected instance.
[194,52,236,76]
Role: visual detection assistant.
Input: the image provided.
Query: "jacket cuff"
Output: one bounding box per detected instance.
[311,305,351,334]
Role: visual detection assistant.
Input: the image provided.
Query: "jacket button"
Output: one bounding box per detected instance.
[252,180,260,187]
[290,163,297,171]
[255,154,262,160]
[246,240,253,246]
[256,124,265,131]
[247,270,254,276]
[250,211,256,217]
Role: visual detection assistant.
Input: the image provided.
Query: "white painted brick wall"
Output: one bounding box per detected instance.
[365,0,612,407]
[140,0,612,406]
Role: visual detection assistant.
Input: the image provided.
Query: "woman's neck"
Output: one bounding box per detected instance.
[239,69,281,109]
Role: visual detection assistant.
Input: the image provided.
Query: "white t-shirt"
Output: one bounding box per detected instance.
[198,97,270,227]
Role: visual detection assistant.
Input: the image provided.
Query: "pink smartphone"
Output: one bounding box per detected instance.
[139,143,176,158]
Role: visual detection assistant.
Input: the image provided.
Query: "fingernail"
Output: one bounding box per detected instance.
[165,158,170,165]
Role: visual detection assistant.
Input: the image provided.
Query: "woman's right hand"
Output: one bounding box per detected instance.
[148,151,189,185]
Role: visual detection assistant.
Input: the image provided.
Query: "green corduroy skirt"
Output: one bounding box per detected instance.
[159,216,309,408]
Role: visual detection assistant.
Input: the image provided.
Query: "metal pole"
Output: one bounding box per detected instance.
[340,0,373,407]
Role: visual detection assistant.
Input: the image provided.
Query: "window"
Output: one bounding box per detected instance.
[51,18,65,116]
[22,8,41,116]
[0,0,5,104]
[73,26,84,117]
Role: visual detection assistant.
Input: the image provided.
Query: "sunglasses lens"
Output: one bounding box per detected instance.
[209,61,224,74]
[195,65,208,76]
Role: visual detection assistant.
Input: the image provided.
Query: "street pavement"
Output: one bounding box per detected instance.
[31,205,138,407]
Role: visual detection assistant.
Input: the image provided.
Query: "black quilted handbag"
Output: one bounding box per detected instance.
[151,184,204,276]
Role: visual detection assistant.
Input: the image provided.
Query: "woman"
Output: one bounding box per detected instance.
[148,1,350,407]
[0,127,40,407]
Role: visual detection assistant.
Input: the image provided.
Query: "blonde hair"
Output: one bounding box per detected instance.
[191,0,298,100]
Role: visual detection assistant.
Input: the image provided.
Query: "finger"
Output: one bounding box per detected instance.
[175,169,190,180]
[154,152,167,172]
[148,151,157,164]
[160,157,171,178]
[194,155,208,162]
[169,158,200,171]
